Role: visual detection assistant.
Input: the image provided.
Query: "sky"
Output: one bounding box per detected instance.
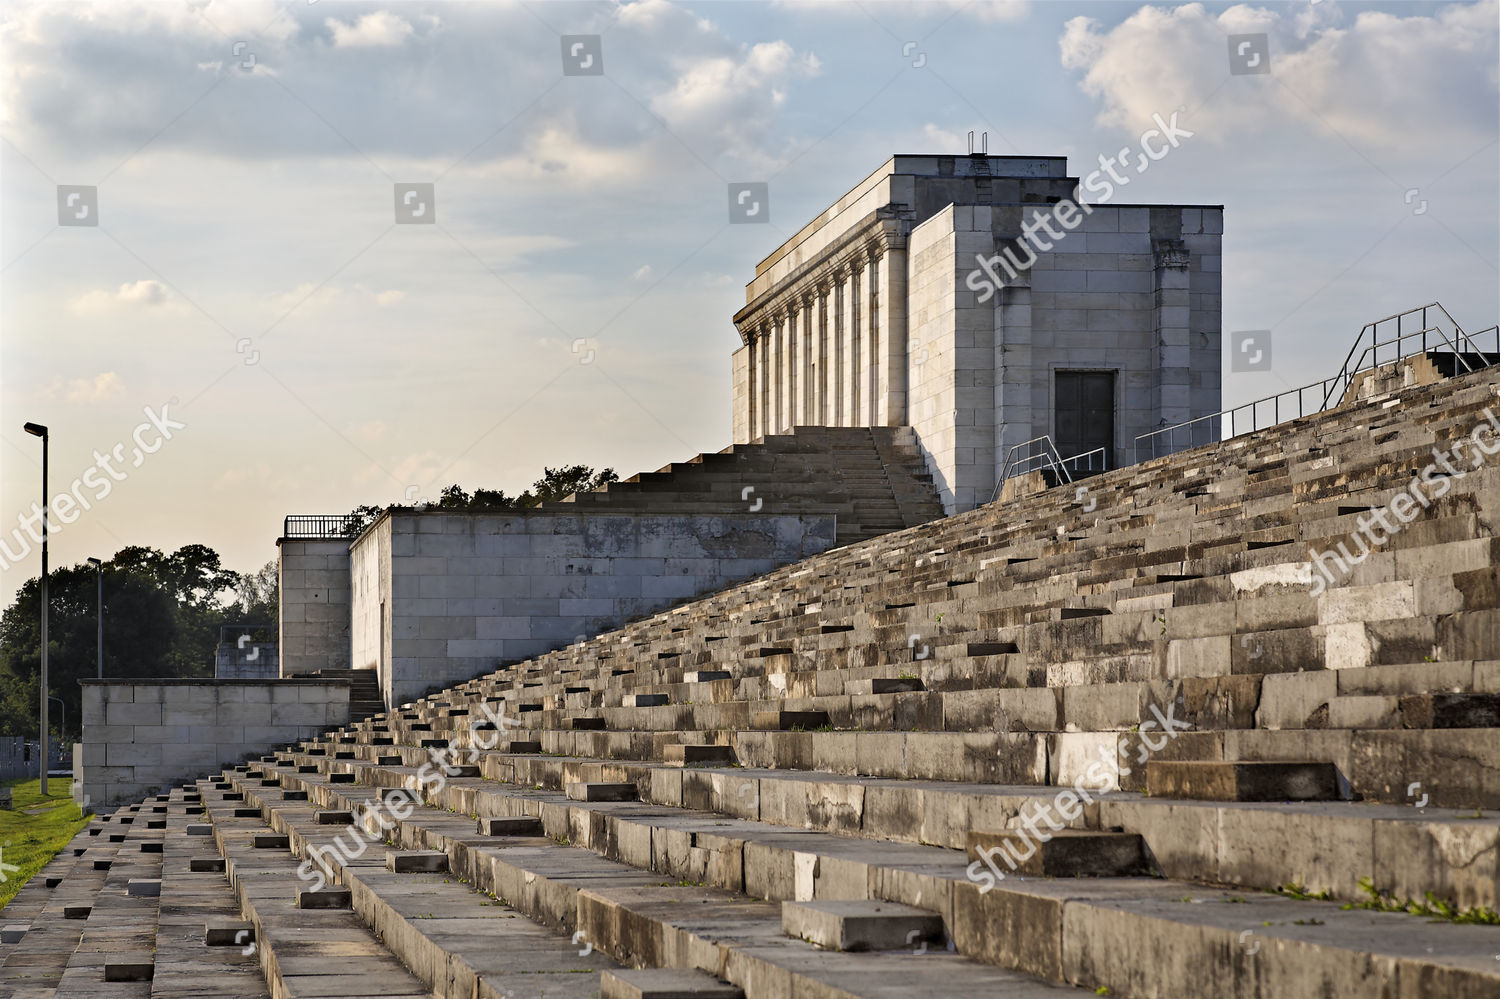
[2,0,1496,607]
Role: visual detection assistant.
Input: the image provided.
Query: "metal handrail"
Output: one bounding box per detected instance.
[1134,375,1342,462]
[1137,307,1498,464]
[283,514,366,539]
[991,438,1107,503]
[991,436,1066,503]
[1320,302,1483,408]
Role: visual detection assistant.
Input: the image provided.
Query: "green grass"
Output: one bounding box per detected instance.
[0,778,94,910]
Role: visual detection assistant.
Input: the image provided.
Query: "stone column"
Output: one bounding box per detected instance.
[1152,239,1193,443]
[993,269,1034,482]
[757,325,770,439]
[849,264,862,425]
[877,243,908,426]
[788,301,802,426]
[770,317,783,434]
[816,285,830,423]
[747,334,759,439]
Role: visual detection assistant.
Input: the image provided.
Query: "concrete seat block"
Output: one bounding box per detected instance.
[504,740,543,753]
[297,887,352,909]
[126,878,162,897]
[1147,761,1339,802]
[626,693,670,707]
[601,968,745,999]
[204,921,254,946]
[328,773,356,784]
[253,833,291,849]
[63,905,91,919]
[781,899,943,952]
[139,841,164,853]
[1,924,27,944]
[685,670,732,683]
[752,709,830,731]
[478,815,543,836]
[663,744,735,767]
[316,810,354,824]
[386,850,449,873]
[968,829,1147,878]
[189,857,226,872]
[104,959,154,982]
[567,782,638,802]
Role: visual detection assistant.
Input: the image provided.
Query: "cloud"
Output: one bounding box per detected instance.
[2,0,818,182]
[325,12,416,48]
[373,289,405,308]
[68,279,173,315]
[1059,1,1498,149]
[61,371,124,404]
[631,265,652,281]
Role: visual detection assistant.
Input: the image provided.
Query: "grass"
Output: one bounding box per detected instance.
[0,778,94,910]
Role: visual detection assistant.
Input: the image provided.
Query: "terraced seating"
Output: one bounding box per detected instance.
[551,425,944,546]
[12,361,1500,997]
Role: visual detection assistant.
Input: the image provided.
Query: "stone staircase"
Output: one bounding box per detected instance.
[553,426,945,547]
[9,365,1500,998]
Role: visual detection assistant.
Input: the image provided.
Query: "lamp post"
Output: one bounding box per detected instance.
[87,557,103,678]
[22,421,49,794]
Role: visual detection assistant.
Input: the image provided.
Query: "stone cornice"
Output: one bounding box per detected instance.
[733,209,911,344]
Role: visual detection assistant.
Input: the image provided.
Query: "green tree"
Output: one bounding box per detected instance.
[0,546,243,743]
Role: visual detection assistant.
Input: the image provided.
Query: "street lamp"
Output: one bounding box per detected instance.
[22,421,49,794]
[87,557,103,679]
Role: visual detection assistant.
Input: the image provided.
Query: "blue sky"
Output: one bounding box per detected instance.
[2,0,1496,606]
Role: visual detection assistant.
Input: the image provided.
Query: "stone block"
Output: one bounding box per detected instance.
[1147,761,1339,802]
[781,898,942,952]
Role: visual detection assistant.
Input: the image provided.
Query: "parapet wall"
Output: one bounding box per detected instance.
[278,538,352,674]
[350,509,838,707]
[76,677,351,808]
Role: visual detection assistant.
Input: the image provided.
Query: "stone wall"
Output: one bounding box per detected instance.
[75,677,351,809]
[350,509,837,708]
[905,202,1223,513]
[278,538,351,674]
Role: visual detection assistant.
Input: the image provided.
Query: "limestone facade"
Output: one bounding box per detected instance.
[731,155,1223,513]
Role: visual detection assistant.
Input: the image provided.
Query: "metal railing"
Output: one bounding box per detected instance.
[991,437,1106,503]
[283,514,369,539]
[1135,303,1498,464]
[1133,375,1342,462]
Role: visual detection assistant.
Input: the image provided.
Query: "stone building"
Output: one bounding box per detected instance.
[730,153,1223,512]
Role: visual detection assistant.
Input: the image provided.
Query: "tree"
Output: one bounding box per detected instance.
[0,545,245,743]
[341,463,616,524]
[521,465,619,506]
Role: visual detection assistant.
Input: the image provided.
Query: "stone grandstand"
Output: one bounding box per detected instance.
[7,353,1500,997]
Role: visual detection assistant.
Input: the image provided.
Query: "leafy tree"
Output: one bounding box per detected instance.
[521,465,619,505]
[343,464,616,523]
[0,545,244,743]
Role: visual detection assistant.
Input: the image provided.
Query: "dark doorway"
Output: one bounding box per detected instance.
[1054,371,1114,473]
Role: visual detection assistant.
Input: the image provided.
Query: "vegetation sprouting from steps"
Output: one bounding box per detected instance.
[340,464,619,535]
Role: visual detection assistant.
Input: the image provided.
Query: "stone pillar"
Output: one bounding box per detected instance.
[792,297,804,423]
[993,272,1034,482]
[822,283,834,420]
[787,304,800,427]
[1152,239,1193,440]
[877,244,908,426]
[747,335,759,440]
[769,318,782,434]
[757,326,770,439]
[849,265,862,425]
[863,249,878,425]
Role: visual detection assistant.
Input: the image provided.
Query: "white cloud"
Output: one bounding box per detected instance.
[69,279,173,315]
[60,371,124,404]
[326,12,416,48]
[374,289,405,308]
[1059,1,1498,149]
[631,265,652,281]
